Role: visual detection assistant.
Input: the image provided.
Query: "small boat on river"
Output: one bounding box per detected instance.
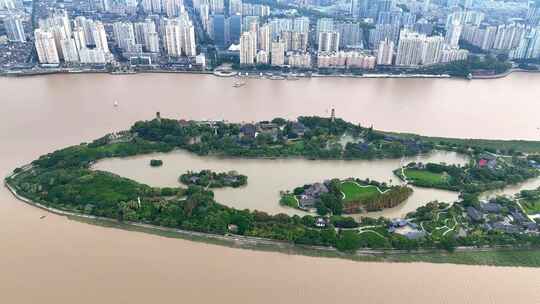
[233,79,247,88]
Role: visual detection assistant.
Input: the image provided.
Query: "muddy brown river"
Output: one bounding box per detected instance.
[1,73,539,303]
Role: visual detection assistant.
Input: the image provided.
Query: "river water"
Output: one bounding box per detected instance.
[1,73,539,303]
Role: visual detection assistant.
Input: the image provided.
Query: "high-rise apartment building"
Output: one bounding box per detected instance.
[135,19,160,53]
[445,20,462,49]
[270,40,285,66]
[239,31,256,65]
[395,30,426,66]
[510,27,540,60]
[163,15,196,57]
[256,50,268,64]
[210,14,226,47]
[493,23,526,50]
[4,15,26,42]
[60,38,79,62]
[162,0,184,17]
[209,0,225,14]
[318,31,340,53]
[229,0,242,15]
[376,38,394,65]
[316,18,334,38]
[258,24,271,53]
[440,47,468,63]
[336,22,363,48]
[113,22,138,51]
[34,29,60,64]
[92,21,109,52]
[293,17,309,34]
[226,14,242,45]
[421,35,444,65]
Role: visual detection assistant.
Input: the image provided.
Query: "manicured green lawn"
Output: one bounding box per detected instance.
[392,249,540,267]
[522,198,540,214]
[340,181,380,202]
[405,169,449,184]
[280,194,299,208]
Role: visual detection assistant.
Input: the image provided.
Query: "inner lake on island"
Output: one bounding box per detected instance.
[93,150,468,218]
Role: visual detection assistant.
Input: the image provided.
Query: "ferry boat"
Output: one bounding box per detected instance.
[232,79,246,88]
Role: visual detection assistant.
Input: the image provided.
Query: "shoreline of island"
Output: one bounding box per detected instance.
[5,166,540,267]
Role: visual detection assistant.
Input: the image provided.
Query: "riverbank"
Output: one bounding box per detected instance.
[0,68,452,79]
[471,68,540,79]
[3,66,538,80]
[5,166,540,267]
[2,72,540,303]
[0,68,214,77]
[383,131,540,154]
[72,216,540,267]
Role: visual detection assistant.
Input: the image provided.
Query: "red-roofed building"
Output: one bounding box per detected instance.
[478,159,488,167]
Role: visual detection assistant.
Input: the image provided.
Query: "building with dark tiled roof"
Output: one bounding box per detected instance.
[467,206,483,222]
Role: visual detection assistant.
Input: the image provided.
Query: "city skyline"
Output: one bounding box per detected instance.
[0,0,539,74]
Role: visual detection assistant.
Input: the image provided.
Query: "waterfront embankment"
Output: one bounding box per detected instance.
[3,66,539,80]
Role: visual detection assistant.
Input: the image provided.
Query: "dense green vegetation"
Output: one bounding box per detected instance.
[130,116,433,160]
[518,188,540,215]
[150,159,163,167]
[6,116,540,261]
[458,40,488,54]
[389,249,540,267]
[385,131,540,154]
[179,170,247,188]
[279,193,298,208]
[70,216,540,267]
[416,55,512,78]
[395,157,538,194]
[281,178,413,215]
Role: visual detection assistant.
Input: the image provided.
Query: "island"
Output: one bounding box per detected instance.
[280,178,413,214]
[394,154,538,193]
[150,159,163,167]
[4,114,540,266]
[180,170,247,188]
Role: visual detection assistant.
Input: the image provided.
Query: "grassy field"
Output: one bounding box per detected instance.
[405,169,449,184]
[340,181,381,202]
[280,194,299,208]
[521,198,540,215]
[391,249,540,267]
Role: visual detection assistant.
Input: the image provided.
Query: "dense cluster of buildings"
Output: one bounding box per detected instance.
[31,7,198,65]
[206,0,473,69]
[34,11,111,64]
[461,21,540,60]
[445,6,540,61]
[1,0,540,71]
